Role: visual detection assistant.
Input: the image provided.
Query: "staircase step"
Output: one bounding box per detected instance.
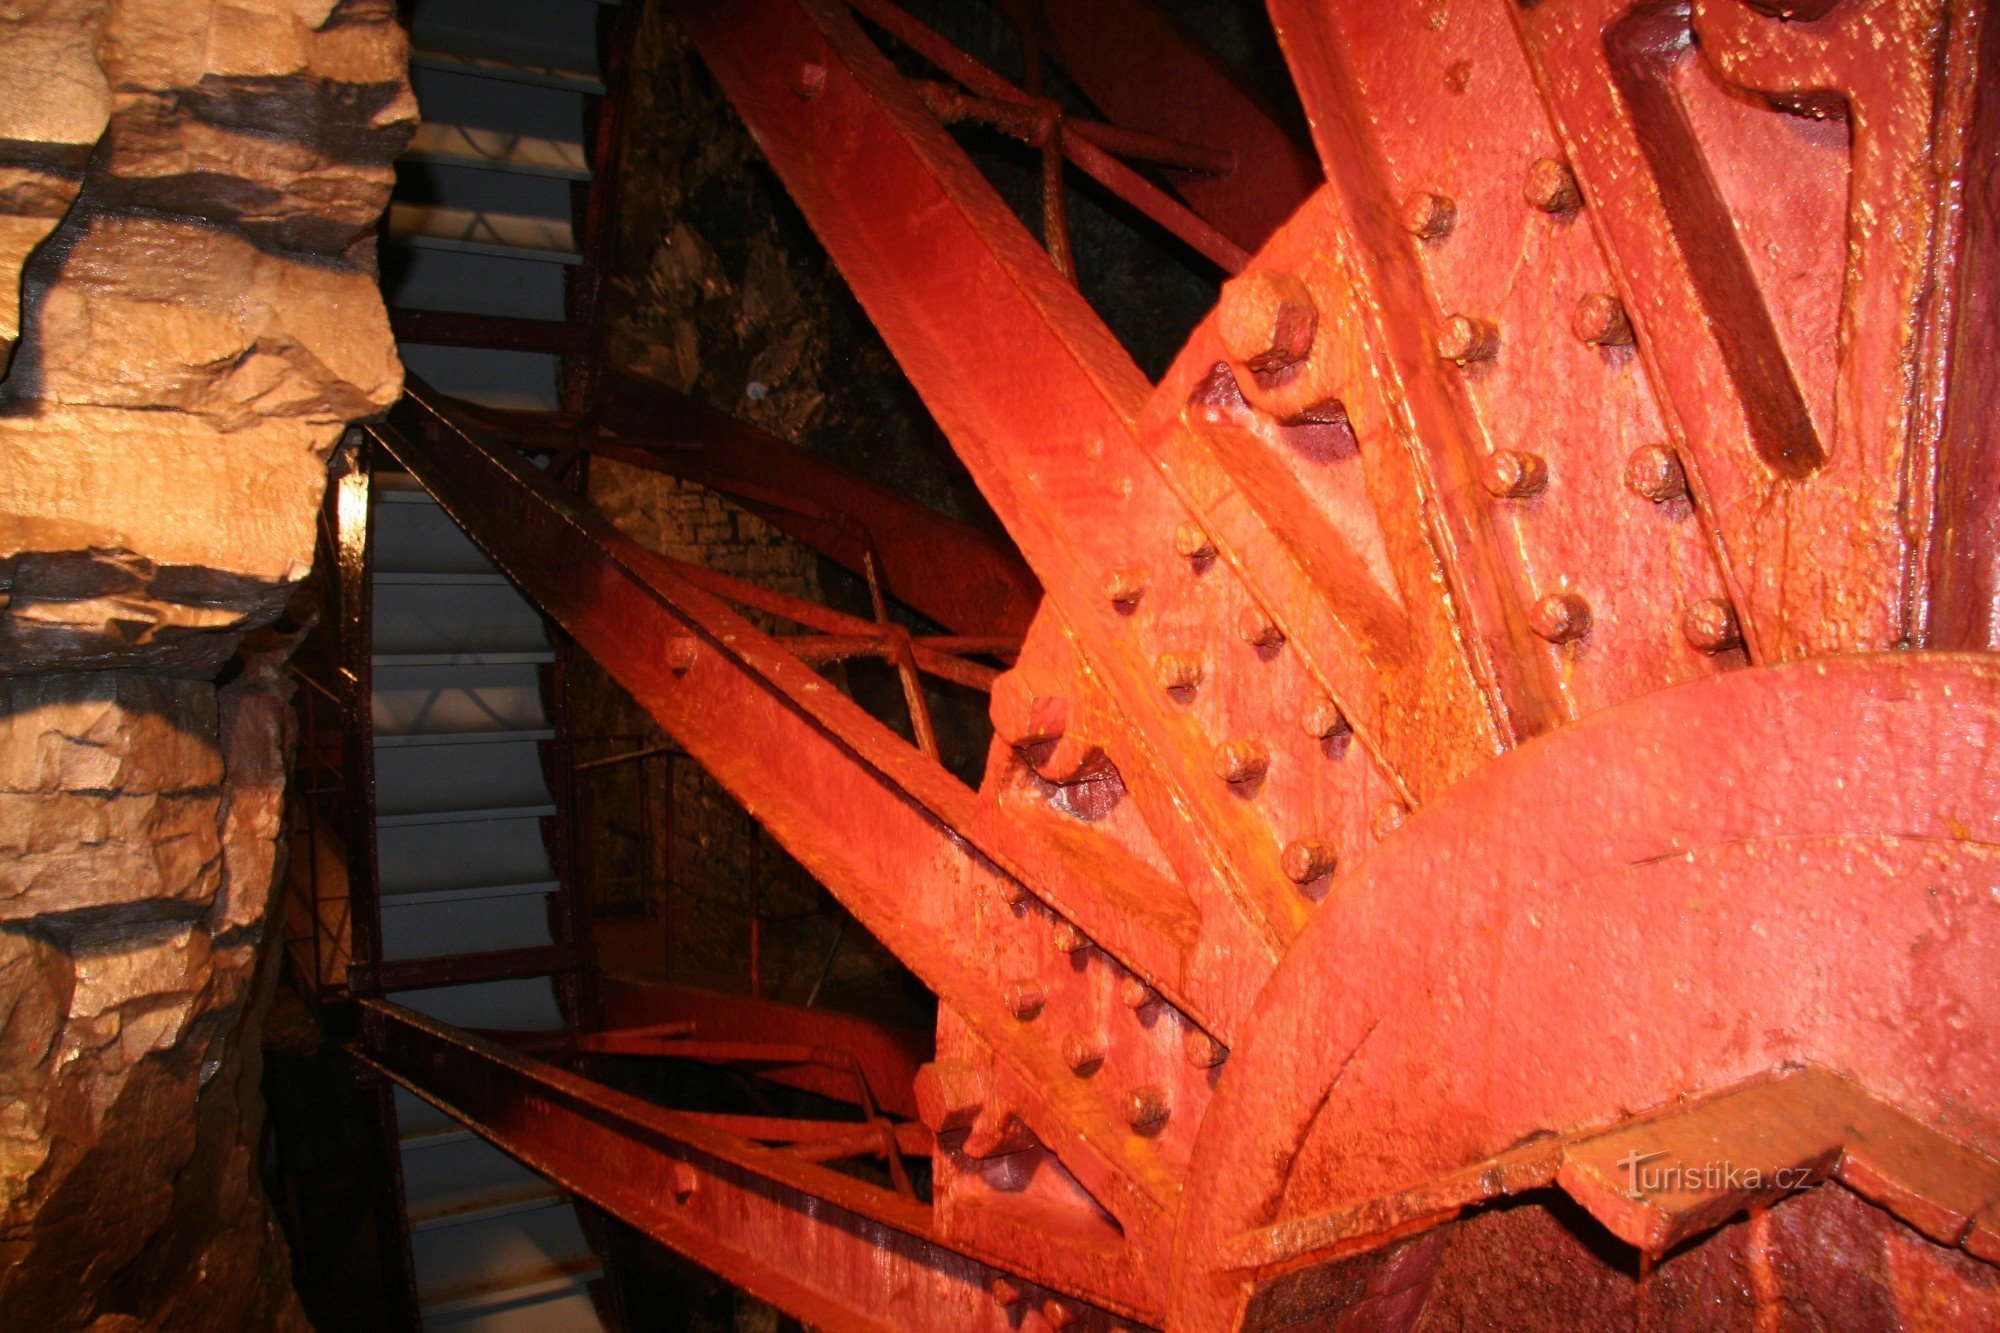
[382,884,557,961]
[388,203,581,264]
[384,246,571,323]
[411,47,604,94]
[371,661,551,739]
[410,1197,598,1313]
[384,880,561,908]
[373,582,551,659]
[375,727,556,749]
[375,651,557,668]
[378,819,557,897]
[376,734,553,819]
[377,804,558,829]
[403,1131,559,1227]
[375,572,515,587]
[406,123,591,180]
[396,343,563,414]
[422,1270,604,1331]
[393,977,568,1032]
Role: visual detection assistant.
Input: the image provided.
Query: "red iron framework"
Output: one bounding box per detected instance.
[352,0,2000,1327]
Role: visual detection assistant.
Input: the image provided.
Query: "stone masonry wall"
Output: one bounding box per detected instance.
[0,0,410,1326]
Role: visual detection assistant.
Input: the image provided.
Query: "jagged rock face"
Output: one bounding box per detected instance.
[0,0,410,1326]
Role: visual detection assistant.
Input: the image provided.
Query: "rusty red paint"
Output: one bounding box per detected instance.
[347,0,2000,1325]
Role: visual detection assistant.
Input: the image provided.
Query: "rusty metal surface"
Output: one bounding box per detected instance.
[360,0,2000,1325]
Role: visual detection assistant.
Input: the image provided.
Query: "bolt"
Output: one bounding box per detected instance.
[989,675,1068,749]
[1005,980,1046,1021]
[1529,591,1592,644]
[989,1277,1024,1308]
[1125,1085,1171,1131]
[913,1060,987,1133]
[1300,695,1349,740]
[1237,605,1284,648]
[1173,520,1217,561]
[1119,976,1157,1010]
[672,1160,699,1202]
[1371,799,1409,839]
[1574,292,1634,346]
[666,637,699,674]
[1103,566,1147,606]
[1436,314,1497,364]
[794,62,827,100]
[1052,919,1091,954]
[1524,156,1581,214]
[1480,450,1548,499]
[1401,191,1456,240]
[1217,269,1319,373]
[1043,1297,1081,1330]
[1683,598,1743,653]
[1183,1027,1228,1069]
[1062,1031,1107,1075]
[1625,444,1686,502]
[1156,650,1204,691]
[1282,838,1338,885]
[1213,739,1269,785]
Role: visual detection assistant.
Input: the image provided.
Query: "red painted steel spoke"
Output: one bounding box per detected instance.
[673,0,1317,1035]
[374,390,1193,1247]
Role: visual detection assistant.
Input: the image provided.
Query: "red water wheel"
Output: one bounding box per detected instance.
[664,0,2000,1325]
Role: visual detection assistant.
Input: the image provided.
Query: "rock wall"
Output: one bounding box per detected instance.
[0,0,410,1326]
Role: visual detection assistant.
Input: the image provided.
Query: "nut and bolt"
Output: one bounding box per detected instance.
[1005,980,1046,1021]
[1682,598,1743,653]
[1156,650,1204,691]
[1217,269,1319,374]
[1524,156,1581,214]
[1481,450,1548,499]
[1213,740,1270,785]
[1529,591,1592,644]
[1625,444,1687,502]
[1574,291,1634,347]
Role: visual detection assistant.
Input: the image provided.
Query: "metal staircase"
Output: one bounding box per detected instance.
[356,468,604,1331]
[347,0,624,1324]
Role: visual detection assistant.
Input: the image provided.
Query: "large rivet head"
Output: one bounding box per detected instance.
[1062,1031,1107,1075]
[1524,156,1581,214]
[1625,444,1687,502]
[989,1277,1024,1308]
[1371,799,1409,839]
[1217,270,1319,373]
[1529,592,1592,644]
[1052,919,1091,954]
[1173,520,1217,562]
[1573,292,1634,347]
[1436,314,1497,364]
[1183,1027,1228,1069]
[1156,650,1204,692]
[914,1060,987,1133]
[671,1160,700,1202]
[1683,598,1743,654]
[1213,740,1269,785]
[989,674,1068,749]
[1103,566,1148,606]
[1480,450,1548,499]
[1237,606,1284,648]
[1004,980,1046,1021]
[1281,838,1338,886]
[1119,976,1157,1010]
[1401,191,1456,240]
[1124,1085,1171,1131]
[1300,695,1349,740]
